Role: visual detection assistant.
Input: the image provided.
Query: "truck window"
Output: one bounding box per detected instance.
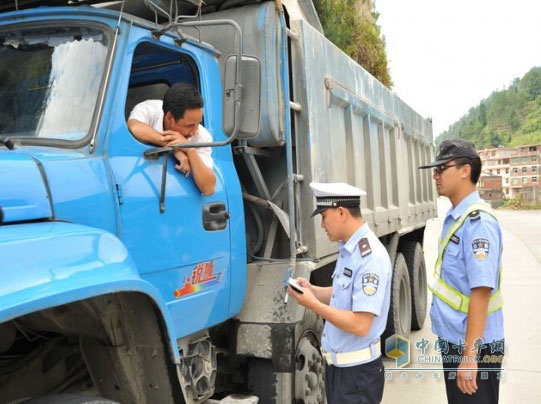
[0,24,109,142]
[126,41,200,121]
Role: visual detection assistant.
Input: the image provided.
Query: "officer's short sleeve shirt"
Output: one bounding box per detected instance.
[321,223,392,359]
[430,191,504,344]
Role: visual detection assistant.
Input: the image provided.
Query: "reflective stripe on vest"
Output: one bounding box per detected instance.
[429,202,503,314]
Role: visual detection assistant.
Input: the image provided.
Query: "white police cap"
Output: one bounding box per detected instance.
[309,182,366,217]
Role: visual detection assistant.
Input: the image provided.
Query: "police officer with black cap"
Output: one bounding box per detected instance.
[419,139,504,403]
[288,182,392,404]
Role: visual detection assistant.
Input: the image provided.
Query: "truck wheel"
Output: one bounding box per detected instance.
[402,241,427,330]
[384,253,412,340]
[247,310,325,404]
[21,394,120,404]
[294,326,326,404]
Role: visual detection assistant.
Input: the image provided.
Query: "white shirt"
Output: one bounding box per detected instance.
[128,99,213,168]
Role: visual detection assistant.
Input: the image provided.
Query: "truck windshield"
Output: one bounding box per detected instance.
[0,25,109,143]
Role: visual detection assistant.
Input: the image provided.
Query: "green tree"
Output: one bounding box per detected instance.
[519,66,541,100]
[313,0,392,87]
[478,102,487,127]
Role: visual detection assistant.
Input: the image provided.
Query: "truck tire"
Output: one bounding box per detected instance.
[402,241,428,330]
[383,253,412,340]
[247,310,326,404]
[294,326,326,404]
[21,394,120,404]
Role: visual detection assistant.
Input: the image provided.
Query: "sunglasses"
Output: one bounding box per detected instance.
[433,163,460,175]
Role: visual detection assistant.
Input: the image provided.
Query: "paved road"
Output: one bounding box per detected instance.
[382,198,541,403]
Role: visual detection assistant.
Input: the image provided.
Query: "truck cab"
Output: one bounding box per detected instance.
[0,2,249,402]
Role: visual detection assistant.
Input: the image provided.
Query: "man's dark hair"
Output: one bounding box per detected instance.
[456,157,482,184]
[163,82,204,120]
[345,206,362,218]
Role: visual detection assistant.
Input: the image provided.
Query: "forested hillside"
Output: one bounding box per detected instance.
[437,67,541,148]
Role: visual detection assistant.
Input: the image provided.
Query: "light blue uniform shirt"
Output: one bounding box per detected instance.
[430,191,504,345]
[321,223,392,366]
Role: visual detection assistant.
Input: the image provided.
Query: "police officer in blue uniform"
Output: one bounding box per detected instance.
[288,182,392,404]
[420,139,504,403]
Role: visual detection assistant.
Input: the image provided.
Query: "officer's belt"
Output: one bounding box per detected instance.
[320,340,381,366]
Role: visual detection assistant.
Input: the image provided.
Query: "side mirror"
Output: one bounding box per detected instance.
[223,55,261,139]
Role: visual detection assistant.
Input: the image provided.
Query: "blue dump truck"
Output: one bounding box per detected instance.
[0,1,436,403]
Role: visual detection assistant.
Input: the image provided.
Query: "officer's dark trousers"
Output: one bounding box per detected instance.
[442,344,503,404]
[324,355,385,404]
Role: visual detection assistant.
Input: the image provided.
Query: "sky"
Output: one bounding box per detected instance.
[375,0,541,138]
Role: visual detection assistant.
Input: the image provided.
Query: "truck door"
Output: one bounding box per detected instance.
[107,42,233,339]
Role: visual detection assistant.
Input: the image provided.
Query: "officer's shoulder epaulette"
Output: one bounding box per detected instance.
[358,238,372,257]
[468,210,481,221]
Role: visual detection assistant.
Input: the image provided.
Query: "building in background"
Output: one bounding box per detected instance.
[478,174,505,208]
[479,147,514,198]
[478,144,540,207]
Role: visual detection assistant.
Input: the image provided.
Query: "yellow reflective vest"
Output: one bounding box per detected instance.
[429,202,503,314]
